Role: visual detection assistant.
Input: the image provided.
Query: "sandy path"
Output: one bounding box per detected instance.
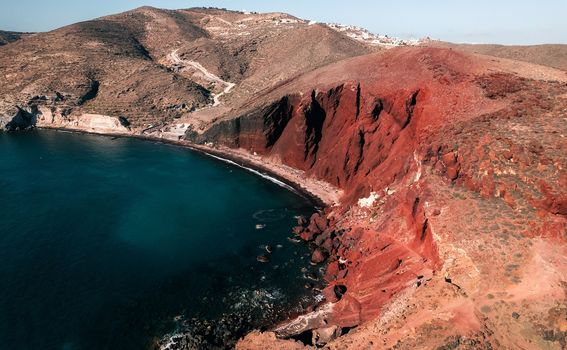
[168,49,235,106]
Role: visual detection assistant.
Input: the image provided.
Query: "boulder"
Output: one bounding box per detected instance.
[300,230,315,241]
[311,248,327,264]
[441,151,457,166]
[312,325,341,346]
[325,261,340,280]
[322,285,339,303]
[321,238,334,254]
[446,165,459,180]
[308,213,329,234]
[292,225,304,235]
[328,295,362,328]
[314,229,331,246]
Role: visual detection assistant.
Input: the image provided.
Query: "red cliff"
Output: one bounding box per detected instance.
[190,47,567,349]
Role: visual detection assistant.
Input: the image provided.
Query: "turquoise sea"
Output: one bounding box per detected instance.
[0,130,320,349]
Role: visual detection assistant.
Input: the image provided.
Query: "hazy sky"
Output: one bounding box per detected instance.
[1,0,566,44]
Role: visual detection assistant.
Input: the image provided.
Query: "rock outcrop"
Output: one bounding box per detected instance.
[0,104,130,134]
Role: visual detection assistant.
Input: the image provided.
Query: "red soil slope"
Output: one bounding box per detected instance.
[189,47,567,349]
[427,41,567,72]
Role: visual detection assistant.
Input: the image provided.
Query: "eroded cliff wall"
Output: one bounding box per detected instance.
[188,48,567,348]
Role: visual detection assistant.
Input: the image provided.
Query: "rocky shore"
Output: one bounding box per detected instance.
[39,128,348,349]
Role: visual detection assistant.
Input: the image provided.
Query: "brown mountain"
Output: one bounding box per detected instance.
[0,6,373,131]
[427,40,567,71]
[1,7,566,350]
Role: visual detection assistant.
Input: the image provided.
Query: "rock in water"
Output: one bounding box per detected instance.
[311,248,327,264]
[256,255,269,263]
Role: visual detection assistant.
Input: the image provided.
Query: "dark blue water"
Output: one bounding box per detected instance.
[0,130,320,350]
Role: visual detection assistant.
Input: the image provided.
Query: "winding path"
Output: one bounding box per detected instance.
[168,49,235,107]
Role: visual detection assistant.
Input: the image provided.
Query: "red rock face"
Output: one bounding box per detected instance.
[191,47,567,345]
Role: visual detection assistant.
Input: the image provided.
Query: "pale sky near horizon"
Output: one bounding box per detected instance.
[1,0,566,45]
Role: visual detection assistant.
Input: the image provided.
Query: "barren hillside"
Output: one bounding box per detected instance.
[0,6,372,132]
[428,41,567,71]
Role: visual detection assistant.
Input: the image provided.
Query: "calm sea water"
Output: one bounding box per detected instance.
[0,130,320,349]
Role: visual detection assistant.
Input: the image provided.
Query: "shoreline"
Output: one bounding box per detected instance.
[1,126,330,349]
[32,126,340,208]
[6,124,344,345]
